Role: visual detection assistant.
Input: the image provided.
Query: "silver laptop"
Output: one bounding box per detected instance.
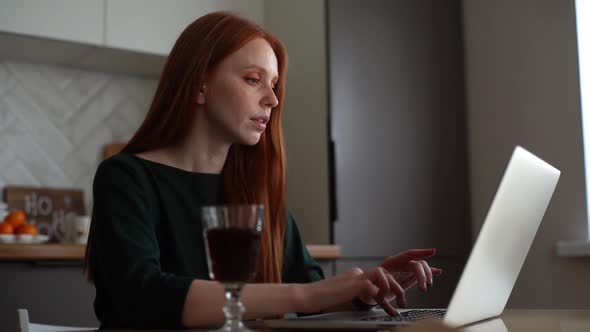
[259,146,560,329]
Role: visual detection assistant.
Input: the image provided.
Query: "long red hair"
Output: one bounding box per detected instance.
[84,11,288,283]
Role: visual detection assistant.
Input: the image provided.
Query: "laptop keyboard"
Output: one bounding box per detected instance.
[359,309,446,322]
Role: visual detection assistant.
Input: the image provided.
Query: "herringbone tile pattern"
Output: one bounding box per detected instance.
[0,61,157,209]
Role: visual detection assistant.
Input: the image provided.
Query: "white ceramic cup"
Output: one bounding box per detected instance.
[64,215,91,244]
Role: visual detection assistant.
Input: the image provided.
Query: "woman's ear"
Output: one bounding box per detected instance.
[197,83,207,105]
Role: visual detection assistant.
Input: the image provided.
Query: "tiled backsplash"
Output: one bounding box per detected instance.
[0,61,157,211]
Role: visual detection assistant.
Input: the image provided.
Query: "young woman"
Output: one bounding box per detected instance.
[84,11,442,329]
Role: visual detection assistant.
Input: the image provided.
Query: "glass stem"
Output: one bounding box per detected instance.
[222,283,246,330]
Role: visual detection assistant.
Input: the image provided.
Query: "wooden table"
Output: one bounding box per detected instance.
[0,244,341,261]
[489,309,590,332]
[251,309,590,332]
[20,310,588,332]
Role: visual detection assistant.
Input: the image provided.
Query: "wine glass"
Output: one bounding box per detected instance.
[202,204,264,332]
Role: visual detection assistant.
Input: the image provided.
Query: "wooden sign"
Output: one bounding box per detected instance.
[3,186,86,242]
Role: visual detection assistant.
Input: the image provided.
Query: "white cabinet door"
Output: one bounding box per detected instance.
[0,0,103,45]
[105,0,264,56]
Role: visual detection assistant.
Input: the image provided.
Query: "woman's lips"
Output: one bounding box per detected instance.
[251,115,270,130]
[252,118,267,130]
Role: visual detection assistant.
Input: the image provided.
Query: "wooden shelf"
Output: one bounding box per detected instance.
[0,244,341,261]
[307,245,341,260]
[0,244,85,260]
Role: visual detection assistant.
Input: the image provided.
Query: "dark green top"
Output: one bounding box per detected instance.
[88,153,324,329]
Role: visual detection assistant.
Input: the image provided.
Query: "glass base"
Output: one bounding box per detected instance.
[209,322,256,332]
[211,283,257,332]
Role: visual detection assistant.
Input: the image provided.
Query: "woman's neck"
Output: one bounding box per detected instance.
[137,113,231,174]
[167,139,229,174]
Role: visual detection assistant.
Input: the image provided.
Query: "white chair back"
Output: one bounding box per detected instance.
[17,309,96,332]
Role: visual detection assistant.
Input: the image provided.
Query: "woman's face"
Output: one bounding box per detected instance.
[200,38,280,146]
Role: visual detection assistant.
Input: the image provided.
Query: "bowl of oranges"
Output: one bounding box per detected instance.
[0,210,49,244]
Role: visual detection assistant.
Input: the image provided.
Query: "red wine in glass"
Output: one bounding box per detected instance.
[206,228,261,282]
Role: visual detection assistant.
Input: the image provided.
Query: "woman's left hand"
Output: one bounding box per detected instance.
[357,248,443,316]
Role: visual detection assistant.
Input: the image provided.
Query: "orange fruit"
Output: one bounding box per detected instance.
[15,223,37,236]
[0,222,14,234]
[4,210,26,228]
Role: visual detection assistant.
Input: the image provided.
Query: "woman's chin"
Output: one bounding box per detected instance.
[238,133,263,146]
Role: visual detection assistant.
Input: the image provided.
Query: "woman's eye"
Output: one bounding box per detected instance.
[246,77,260,85]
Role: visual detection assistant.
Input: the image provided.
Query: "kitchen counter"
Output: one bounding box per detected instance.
[0,244,341,261]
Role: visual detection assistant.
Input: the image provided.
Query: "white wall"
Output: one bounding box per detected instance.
[463,0,590,308]
[264,0,331,244]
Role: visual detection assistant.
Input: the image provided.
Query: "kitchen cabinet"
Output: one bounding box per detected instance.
[0,262,98,329]
[0,0,264,75]
[0,0,104,45]
[0,0,263,57]
[104,0,264,55]
[328,0,469,308]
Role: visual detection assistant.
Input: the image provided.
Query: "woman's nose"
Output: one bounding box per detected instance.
[263,86,279,108]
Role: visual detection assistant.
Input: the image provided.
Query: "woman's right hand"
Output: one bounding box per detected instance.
[296,249,442,317]
[296,267,380,314]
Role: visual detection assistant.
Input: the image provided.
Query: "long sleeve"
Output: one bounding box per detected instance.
[281,211,325,283]
[89,157,193,329]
